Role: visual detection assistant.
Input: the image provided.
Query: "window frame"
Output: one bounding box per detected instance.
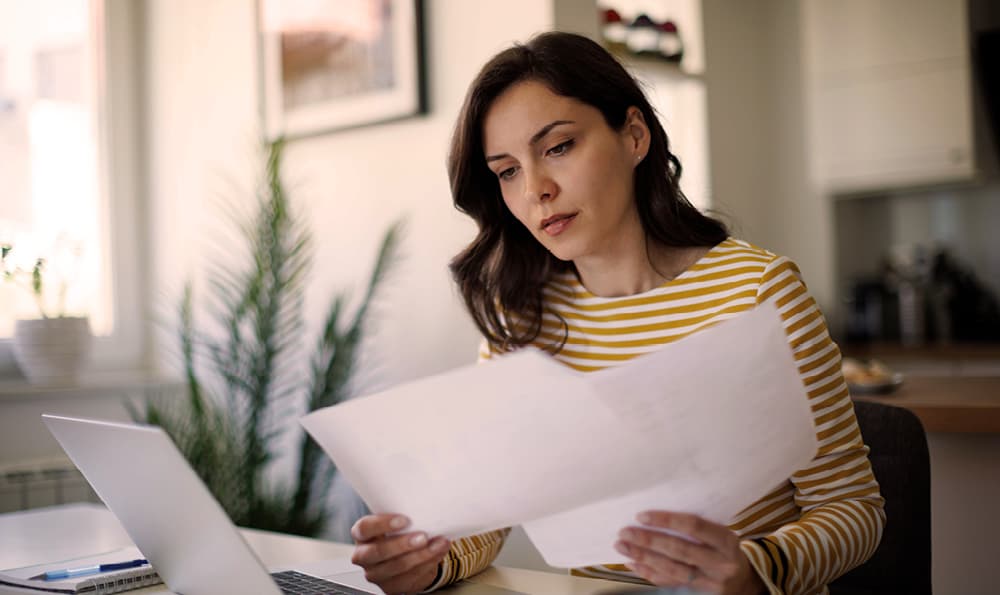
[0,0,147,379]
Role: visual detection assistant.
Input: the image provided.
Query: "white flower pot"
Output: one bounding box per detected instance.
[12,316,92,385]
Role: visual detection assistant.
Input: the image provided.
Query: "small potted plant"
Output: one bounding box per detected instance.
[1,243,92,384]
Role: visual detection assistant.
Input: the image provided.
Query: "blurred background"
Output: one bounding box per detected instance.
[1,0,998,592]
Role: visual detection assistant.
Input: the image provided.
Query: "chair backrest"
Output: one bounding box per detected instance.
[828,400,932,595]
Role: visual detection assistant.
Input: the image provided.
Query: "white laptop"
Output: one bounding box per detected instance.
[42,414,525,595]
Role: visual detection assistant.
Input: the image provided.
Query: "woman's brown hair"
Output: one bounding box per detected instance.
[448,31,728,351]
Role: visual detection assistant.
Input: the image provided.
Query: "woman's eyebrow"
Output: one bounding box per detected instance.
[485,120,575,162]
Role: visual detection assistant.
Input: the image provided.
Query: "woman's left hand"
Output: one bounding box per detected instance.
[615,511,766,594]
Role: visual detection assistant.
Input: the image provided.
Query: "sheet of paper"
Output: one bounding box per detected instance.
[522,303,818,567]
[300,303,818,568]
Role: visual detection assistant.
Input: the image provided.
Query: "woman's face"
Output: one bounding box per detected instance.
[482,80,649,263]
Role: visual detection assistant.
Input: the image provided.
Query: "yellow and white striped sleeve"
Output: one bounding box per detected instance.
[741,256,886,594]
[423,528,512,591]
[477,338,495,362]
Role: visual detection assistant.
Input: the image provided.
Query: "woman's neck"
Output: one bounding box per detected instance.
[573,238,706,298]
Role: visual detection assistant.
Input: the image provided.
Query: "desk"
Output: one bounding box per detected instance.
[0,504,643,595]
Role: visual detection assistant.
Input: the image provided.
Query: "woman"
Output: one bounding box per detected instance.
[350,32,884,595]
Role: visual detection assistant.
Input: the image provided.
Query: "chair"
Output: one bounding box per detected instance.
[828,400,932,595]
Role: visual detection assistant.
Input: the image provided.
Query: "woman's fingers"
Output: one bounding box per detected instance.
[352,531,433,567]
[348,514,453,594]
[627,560,724,593]
[636,510,739,552]
[616,526,727,573]
[615,510,752,593]
[351,513,410,543]
[362,537,451,589]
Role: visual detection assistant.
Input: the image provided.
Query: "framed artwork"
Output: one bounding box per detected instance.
[258,0,427,140]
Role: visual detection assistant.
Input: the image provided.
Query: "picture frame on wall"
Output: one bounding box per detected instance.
[258,0,427,140]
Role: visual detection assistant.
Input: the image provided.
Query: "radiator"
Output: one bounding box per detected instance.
[0,457,100,513]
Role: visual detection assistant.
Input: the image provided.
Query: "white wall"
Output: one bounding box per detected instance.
[702,0,833,313]
[928,434,1000,595]
[701,2,775,249]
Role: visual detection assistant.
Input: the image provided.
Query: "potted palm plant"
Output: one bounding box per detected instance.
[132,139,399,538]
[1,244,92,384]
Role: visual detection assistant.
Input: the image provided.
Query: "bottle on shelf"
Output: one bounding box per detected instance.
[657,20,684,63]
[600,8,686,65]
[600,8,628,53]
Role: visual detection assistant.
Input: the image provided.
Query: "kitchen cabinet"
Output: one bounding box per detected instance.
[802,0,976,194]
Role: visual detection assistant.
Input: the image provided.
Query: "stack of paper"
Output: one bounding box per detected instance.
[301,303,818,568]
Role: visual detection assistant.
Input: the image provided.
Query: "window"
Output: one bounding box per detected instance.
[0,0,143,376]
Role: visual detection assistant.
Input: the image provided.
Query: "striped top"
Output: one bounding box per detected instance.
[427,238,885,595]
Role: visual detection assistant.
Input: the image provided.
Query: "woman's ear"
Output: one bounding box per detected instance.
[624,106,651,166]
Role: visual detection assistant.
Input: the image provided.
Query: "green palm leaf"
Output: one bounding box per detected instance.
[135,138,401,536]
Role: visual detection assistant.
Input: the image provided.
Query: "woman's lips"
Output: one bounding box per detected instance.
[541,213,577,237]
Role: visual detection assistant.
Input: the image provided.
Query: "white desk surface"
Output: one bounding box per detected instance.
[0,504,649,595]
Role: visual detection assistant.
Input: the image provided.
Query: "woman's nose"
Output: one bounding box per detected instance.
[523,167,557,204]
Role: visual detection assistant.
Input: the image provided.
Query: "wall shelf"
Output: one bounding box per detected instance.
[610,49,704,83]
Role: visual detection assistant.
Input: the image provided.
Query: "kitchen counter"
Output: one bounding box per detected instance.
[845,343,1000,433]
[852,375,1000,433]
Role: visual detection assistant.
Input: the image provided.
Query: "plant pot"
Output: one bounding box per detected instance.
[12,316,92,385]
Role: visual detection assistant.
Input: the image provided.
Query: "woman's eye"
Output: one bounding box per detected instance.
[498,167,518,181]
[546,140,574,156]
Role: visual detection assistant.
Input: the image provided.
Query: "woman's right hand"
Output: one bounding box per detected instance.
[350,513,451,595]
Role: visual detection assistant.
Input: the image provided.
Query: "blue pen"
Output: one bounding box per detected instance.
[33,559,149,581]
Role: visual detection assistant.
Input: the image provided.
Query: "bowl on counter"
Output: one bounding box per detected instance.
[842,357,905,395]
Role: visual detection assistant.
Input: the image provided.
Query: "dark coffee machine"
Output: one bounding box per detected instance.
[845,247,1000,345]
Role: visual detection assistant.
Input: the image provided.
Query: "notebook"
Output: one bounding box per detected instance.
[40,414,525,595]
[0,546,161,594]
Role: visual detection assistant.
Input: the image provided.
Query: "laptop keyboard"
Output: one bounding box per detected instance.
[271,570,372,595]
